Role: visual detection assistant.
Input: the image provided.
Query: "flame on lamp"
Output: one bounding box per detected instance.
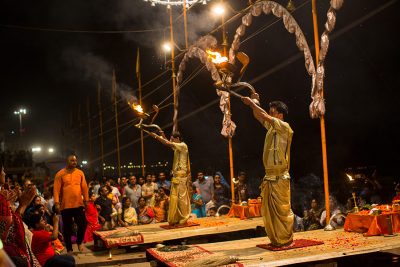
[206,50,228,64]
[128,100,144,114]
[133,104,144,114]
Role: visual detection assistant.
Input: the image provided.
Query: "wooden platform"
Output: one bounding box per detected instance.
[95,216,264,247]
[183,229,400,266]
[68,243,147,267]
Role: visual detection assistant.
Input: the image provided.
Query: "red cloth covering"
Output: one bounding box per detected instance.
[159,221,200,229]
[0,194,33,265]
[93,228,144,248]
[84,202,101,242]
[257,239,324,251]
[393,195,400,202]
[227,203,262,220]
[31,229,55,266]
[344,210,400,236]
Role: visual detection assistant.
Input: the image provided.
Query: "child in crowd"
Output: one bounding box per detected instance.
[153,192,167,223]
[208,207,217,217]
[30,213,75,266]
[191,185,206,218]
[84,191,101,242]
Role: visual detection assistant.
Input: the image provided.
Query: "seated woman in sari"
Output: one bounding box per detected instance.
[118,197,138,226]
[136,197,155,224]
[0,163,41,267]
[191,185,206,218]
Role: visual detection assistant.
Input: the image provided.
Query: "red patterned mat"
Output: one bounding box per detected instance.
[159,221,200,229]
[257,239,324,251]
[93,228,144,248]
[147,245,243,267]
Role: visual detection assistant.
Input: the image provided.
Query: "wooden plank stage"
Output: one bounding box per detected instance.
[95,216,264,246]
[182,229,400,266]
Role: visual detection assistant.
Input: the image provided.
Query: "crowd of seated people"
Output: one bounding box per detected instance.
[1,163,74,267]
[0,162,259,266]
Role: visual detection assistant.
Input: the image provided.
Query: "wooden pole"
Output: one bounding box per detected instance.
[87,96,93,177]
[136,48,145,177]
[183,0,189,49]
[69,110,74,155]
[221,0,228,56]
[220,0,235,204]
[78,104,83,158]
[112,70,122,178]
[169,7,177,116]
[312,0,330,224]
[97,83,105,177]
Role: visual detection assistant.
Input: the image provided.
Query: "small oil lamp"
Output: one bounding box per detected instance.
[128,101,150,118]
[206,49,236,85]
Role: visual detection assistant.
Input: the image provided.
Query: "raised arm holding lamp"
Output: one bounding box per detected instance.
[146,130,192,226]
[241,96,294,247]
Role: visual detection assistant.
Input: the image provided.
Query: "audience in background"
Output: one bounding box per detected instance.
[136,197,155,224]
[95,185,113,230]
[84,191,101,243]
[191,185,206,218]
[118,197,138,226]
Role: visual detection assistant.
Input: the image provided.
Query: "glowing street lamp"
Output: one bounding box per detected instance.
[48,147,54,153]
[162,42,172,53]
[212,4,225,16]
[32,147,42,153]
[14,108,27,136]
[162,42,184,53]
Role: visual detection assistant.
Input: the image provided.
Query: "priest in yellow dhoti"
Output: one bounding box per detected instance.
[148,131,191,225]
[242,97,294,247]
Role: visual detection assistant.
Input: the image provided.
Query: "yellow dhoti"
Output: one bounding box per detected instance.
[261,178,294,246]
[168,170,191,225]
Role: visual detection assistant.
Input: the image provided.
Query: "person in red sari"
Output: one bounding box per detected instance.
[0,163,40,267]
[84,191,101,243]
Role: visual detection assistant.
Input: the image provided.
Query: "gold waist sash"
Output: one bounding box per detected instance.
[265,165,288,176]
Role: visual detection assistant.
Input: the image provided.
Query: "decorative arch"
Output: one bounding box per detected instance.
[229,0,343,118]
[173,35,234,137]
[172,0,344,134]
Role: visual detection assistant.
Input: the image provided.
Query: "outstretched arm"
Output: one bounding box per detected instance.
[241,97,273,125]
[147,131,174,148]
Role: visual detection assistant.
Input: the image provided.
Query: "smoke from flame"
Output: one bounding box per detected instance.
[206,50,228,64]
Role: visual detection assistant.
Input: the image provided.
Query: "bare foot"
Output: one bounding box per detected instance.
[78,244,85,252]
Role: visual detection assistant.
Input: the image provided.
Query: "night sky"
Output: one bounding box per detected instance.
[1,0,399,202]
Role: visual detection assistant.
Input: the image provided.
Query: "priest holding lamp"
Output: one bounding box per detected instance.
[241,96,294,247]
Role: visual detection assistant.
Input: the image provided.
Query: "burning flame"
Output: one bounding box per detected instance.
[133,104,144,114]
[206,50,228,64]
[128,101,144,114]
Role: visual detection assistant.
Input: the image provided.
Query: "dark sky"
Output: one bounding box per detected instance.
[1,0,399,196]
